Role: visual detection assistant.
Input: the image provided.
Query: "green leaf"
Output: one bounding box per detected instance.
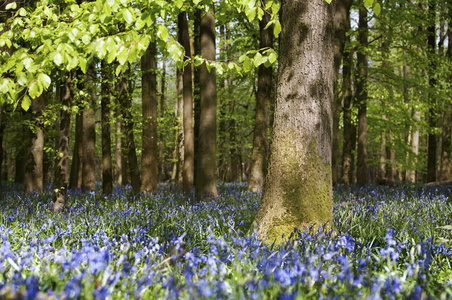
[21,95,31,111]
[17,73,27,86]
[254,52,265,67]
[157,25,169,41]
[243,56,252,72]
[168,43,183,62]
[54,52,63,66]
[364,0,373,9]
[373,3,381,16]
[23,57,33,71]
[175,0,183,9]
[79,57,87,73]
[324,0,332,3]
[117,46,129,65]
[0,79,9,93]
[81,34,91,45]
[440,225,452,230]
[273,21,281,37]
[245,6,256,22]
[18,7,26,16]
[268,52,277,64]
[28,81,41,99]
[123,8,133,24]
[5,2,16,10]
[39,73,51,90]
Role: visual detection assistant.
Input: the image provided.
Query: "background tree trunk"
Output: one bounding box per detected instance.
[356,0,368,185]
[53,72,73,211]
[25,92,46,194]
[101,61,113,195]
[179,12,194,194]
[196,7,218,199]
[427,0,437,182]
[248,0,273,193]
[81,66,97,191]
[141,42,158,192]
[253,0,335,242]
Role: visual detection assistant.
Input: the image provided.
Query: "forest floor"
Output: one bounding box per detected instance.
[0,182,451,299]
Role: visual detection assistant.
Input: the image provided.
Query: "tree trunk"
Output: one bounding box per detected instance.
[248,0,273,193]
[196,7,218,200]
[218,25,227,180]
[69,111,83,188]
[179,11,194,194]
[193,9,201,186]
[172,66,184,184]
[24,92,46,194]
[115,120,123,186]
[356,0,368,185]
[332,0,353,185]
[15,131,27,184]
[439,24,452,181]
[341,15,353,185]
[253,0,335,242]
[53,72,73,211]
[427,0,437,182]
[101,61,113,195]
[159,48,167,181]
[141,42,158,192]
[119,68,141,194]
[81,67,97,191]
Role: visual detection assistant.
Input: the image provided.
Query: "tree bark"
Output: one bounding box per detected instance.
[69,111,83,188]
[141,42,158,192]
[119,68,141,194]
[196,7,218,200]
[24,92,46,194]
[172,66,184,184]
[193,9,201,187]
[53,72,73,211]
[248,0,273,193]
[332,0,353,185]
[253,0,335,242]
[159,48,167,181]
[427,0,437,182]
[341,15,353,185]
[101,61,113,195]
[178,12,194,194]
[81,66,97,191]
[356,0,368,185]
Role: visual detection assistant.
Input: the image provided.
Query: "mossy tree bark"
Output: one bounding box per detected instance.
[53,72,73,211]
[178,11,194,194]
[101,61,113,195]
[141,41,158,193]
[248,3,273,193]
[356,0,368,185]
[196,7,218,200]
[24,92,46,194]
[253,0,335,242]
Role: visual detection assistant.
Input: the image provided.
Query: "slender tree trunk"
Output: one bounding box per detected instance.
[427,0,437,182]
[332,0,353,184]
[69,112,83,188]
[53,72,73,211]
[439,25,452,181]
[15,132,27,184]
[356,0,368,185]
[101,61,113,195]
[179,12,194,193]
[172,67,184,183]
[115,119,123,186]
[387,130,396,182]
[25,92,46,194]
[379,118,387,180]
[81,66,97,191]
[341,16,353,185]
[159,49,166,181]
[119,68,140,194]
[141,42,158,192]
[253,0,335,242]
[218,25,227,180]
[193,9,201,186]
[196,7,218,199]
[0,108,4,191]
[248,0,273,193]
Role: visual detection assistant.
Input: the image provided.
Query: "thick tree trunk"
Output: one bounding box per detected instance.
[248,0,273,193]
[218,25,227,180]
[196,7,218,200]
[141,42,158,192]
[101,61,113,195]
[172,67,184,184]
[179,12,194,194]
[24,92,46,194]
[53,72,73,211]
[118,69,141,194]
[427,0,437,182]
[81,67,97,191]
[253,0,335,242]
[356,1,368,185]
[341,17,353,185]
[15,135,27,184]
